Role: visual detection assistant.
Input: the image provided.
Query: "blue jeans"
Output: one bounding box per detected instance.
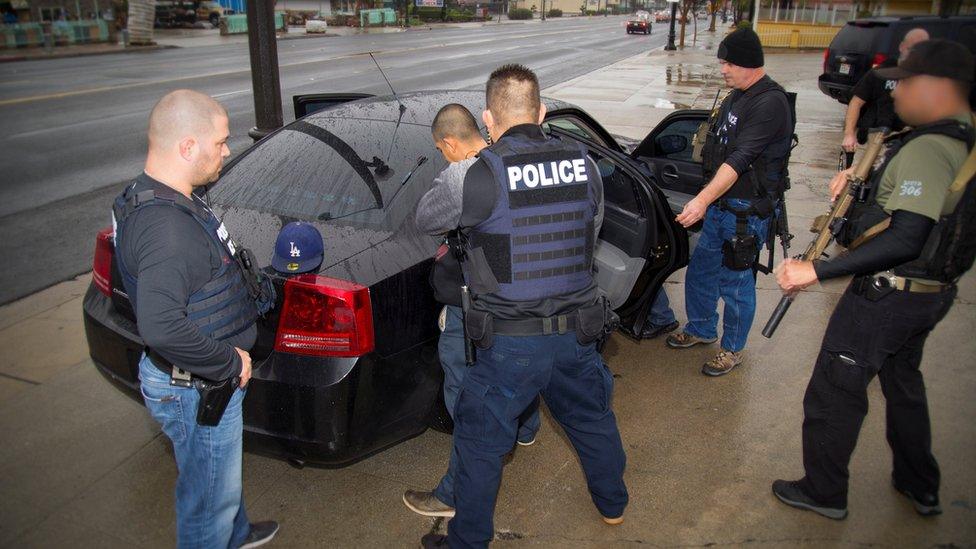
[434,306,540,508]
[447,333,628,549]
[138,355,250,549]
[646,288,676,327]
[684,199,771,353]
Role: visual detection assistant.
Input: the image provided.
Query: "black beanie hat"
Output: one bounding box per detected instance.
[718,28,764,69]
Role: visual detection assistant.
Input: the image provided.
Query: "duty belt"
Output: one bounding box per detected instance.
[492,313,579,336]
[147,349,196,387]
[854,273,953,295]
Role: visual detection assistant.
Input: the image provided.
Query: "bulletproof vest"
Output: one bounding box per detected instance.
[893,126,976,283]
[112,184,258,341]
[465,133,597,303]
[701,78,796,205]
[839,119,976,254]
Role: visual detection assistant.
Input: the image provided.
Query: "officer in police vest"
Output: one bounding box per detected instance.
[420,65,628,548]
[112,90,279,548]
[773,40,976,520]
[666,28,795,376]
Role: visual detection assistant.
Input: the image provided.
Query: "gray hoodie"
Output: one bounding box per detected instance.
[415,157,478,235]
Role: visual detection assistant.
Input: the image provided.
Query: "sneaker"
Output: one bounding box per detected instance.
[640,320,679,340]
[893,478,942,516]
[239,521,280,548]
[420,534,449,548]
[666,331,718,349]
[701,350,743,377]
[602,515,624,526]
[772,480,848,520]
[402,490,455,518]
[516,435,536,447]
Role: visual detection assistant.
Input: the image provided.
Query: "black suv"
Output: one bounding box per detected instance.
[818,15,976,104]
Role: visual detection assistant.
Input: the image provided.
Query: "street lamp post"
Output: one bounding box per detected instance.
[664,0,678,51]
[246,0,283,142]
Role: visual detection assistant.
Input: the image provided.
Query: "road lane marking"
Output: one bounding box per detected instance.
[0,27,590,107]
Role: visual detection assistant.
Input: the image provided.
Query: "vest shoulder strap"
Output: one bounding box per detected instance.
[948,113,976,193]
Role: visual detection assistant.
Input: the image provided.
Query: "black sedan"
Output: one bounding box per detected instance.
[626,16,651,34]
[83,90,709,467]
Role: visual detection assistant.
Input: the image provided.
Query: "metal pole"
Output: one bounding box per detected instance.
[541,0,545,20]
[664,1,676,50]
[246,0,284,142]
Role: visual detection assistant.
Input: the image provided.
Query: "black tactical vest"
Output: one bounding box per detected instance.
[839,119,975,250]
[701,78,796,210]
[112,183,258,341]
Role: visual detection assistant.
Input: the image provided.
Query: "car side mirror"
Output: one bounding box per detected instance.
[656,134,688,156]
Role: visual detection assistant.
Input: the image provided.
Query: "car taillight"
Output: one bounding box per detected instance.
[92,227,114,297]
[274,274,374,357]
[871,52,887,68]
[823,48,829,73]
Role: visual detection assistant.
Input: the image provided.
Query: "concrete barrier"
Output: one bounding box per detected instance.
[219,13,286,35]
[2,20,109,49]
[305,19,328,33]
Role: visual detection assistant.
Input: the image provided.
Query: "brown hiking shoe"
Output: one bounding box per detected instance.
[701,350,743,377]
[402,490,455,518]
[666,331,718,349]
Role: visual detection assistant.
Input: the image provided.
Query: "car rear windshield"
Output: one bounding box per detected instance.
[210,118,444,227]
[831,23,885,53]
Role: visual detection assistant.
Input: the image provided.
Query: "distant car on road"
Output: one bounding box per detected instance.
[627,11,651,34]
[818,15,976,104]
[654,9,670,22]
[83,90,712,467]
[196,0,223,27]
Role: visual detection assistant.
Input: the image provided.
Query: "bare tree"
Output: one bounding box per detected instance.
[127,0,154,45]
[677,0,706,47]
[707,0,720,31]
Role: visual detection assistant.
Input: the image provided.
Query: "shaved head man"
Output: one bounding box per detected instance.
[111,90,279,548]
[482,64,547,142]
[431,103,485,162]
[145,89,231,195]
[420,64,626,549]
[842,28,930,153]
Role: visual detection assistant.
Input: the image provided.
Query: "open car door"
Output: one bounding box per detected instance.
[547,125,689,338]
[292,93,375,119]
[630,109,710,220]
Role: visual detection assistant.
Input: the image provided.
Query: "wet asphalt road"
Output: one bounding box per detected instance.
[0,16,666,305]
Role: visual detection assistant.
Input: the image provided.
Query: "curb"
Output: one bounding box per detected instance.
[0,43,177,63]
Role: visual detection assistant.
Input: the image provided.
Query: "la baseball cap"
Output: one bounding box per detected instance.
[875,39,975,82]
[272,222,324,274]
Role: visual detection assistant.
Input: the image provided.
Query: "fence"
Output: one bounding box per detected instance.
[757,1,858,27]
[219,12,286,34]
[2,20,110,48]
[756,21,841,48]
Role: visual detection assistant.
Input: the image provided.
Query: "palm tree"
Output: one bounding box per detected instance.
[127,0,154,45]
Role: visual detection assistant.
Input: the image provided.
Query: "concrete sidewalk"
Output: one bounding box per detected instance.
[1,31,974,548]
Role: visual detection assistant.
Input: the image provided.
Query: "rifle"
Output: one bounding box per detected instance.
[761,130,887,338]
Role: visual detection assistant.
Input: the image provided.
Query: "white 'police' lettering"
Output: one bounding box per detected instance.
[507,158,588,190]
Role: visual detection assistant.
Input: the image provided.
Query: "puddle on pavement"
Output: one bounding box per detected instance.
[664,64,717,87]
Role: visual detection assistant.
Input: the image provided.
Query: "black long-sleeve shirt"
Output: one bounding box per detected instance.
[118,174,254,380]
[713,76,793,199]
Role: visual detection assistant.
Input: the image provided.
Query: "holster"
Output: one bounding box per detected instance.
[194,377,239,427]
[464,309,494,351]
[722,212,759,271]
[851,275,896,302]
[575,296,619,349]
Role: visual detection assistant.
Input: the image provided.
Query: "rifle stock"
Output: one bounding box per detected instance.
[762,131,887,338]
